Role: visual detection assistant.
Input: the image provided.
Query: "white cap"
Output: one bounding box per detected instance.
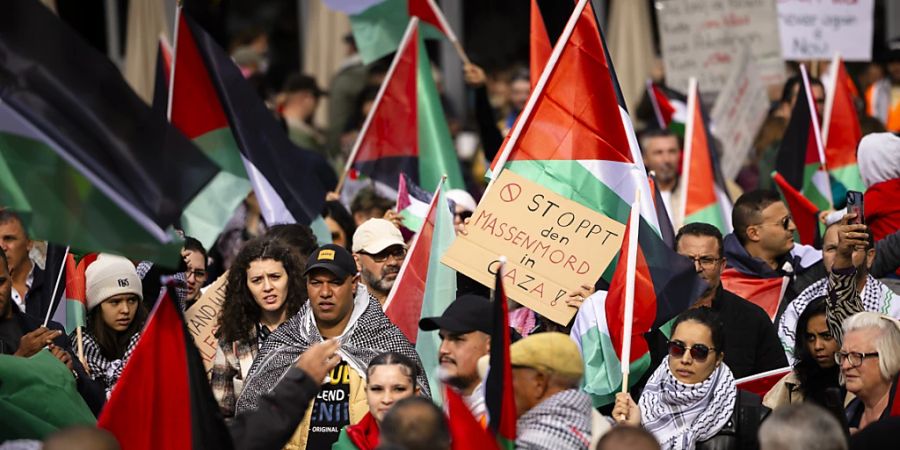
[446,189,477,212]
[85,254,142,311]
[352,218,406,254]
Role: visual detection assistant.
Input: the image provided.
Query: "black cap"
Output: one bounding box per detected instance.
[304,244,357,280]
[419,295,493,334]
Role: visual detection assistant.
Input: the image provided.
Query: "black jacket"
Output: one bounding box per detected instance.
[696,390,770,450]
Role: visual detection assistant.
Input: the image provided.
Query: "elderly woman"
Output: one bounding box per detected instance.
[839,312,900,433]
[613,307,769,449]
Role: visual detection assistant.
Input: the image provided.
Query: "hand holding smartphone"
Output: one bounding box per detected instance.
[846,191,864,225]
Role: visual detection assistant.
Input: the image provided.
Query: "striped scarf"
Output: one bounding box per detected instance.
[76,329,141,398]
[639,359,736,450]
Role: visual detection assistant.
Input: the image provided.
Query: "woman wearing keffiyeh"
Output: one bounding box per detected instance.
[613,308,768,450]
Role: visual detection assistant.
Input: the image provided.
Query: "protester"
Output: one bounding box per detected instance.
[279,73,327,154]
[839,312,900,433]
[0,248,105,416]
[856,132,900,282]
[210,237,305,419]
[75,253,147,398]
[758,403,847,450]
[235,244,428,449]
[595,426,660,450]
[264,223,320,264]
[614,308,769,449]
[504,69,530,132]
[419,294,492,422]
[326,33,368,167]
[323,200,357,251]
[639,129,682,227]
[0,210,50,319]
[333,351,421,450]
[43,426,120,450]
[211,192,267,275]
[445,189,477,227]
[181,237,208,310]
[779,216,898,362]
[352,218,406,306]
[724,190,824,321]
[668,222,786,378]
[377,397,450,450]
[865,43,900,132]
[350,188,394,227]
[765,298,846,415]
[510,332,593,450]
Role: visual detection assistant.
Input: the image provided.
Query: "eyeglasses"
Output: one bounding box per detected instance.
[667,340,716,362]
[186,269,207,280]
[834,351,879,368]
[683,255,722,269]
[361,247,407,263]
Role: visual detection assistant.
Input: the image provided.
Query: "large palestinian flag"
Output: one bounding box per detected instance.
[0,0,221,265]
[679,78,732,233]
[486,269,516,449]
[822,54,865,196]
[343,19,464,194]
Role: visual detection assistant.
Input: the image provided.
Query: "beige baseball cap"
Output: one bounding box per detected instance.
[351,218,405,254]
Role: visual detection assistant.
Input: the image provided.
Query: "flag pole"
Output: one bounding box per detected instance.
[424,0,471,65]
[336,18,420,194]
[487,0,589,193]
[166,6,181,122]
[800,64,833,208]
[677,78,698,230]
[620,188,640,394]
[43,245,70,328]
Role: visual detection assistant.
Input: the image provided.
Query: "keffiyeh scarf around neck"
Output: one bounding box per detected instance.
[235,286,429,413]
[639,359,737,450]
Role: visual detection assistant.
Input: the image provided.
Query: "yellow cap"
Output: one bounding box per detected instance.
[509,332,584,380]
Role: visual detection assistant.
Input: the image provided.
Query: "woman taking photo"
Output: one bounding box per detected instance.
[211,237,306,419]
[613,307,769,450]
[332,352,421,450]
[75,254,147,398]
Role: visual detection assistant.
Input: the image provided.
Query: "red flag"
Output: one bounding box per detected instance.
[720,268,788,321]
[446,385,500,450]
[772,171,821,246]
[408,0,451,37]
[98,291,232,450]
[736,367,792,397]
[529,0,551,89]
[384,179,444,343]
[486,269,516,448]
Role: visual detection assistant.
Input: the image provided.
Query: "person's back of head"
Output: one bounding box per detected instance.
[595,425,660,450]
[379,397,449,450]
[43,426,120,450]
[265,223,319,262]
[731,189,782,246]
[758,403,847,450]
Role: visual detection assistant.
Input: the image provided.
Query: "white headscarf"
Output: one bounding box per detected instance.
[857,132,900,188]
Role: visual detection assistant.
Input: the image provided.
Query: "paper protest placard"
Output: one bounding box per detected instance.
[442,170,626,325]
[185,273,227,376]
[711,46,770,180]
[656,0,784,94]
[777,0,874,61]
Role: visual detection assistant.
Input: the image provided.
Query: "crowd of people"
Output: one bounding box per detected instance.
[3,14,900,450]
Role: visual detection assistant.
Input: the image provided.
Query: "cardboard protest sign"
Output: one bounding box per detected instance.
[711,46,770,180]
[185,273,227,376]
[777,0,874,61]
[442,171,626,325]
[656,0,784,94]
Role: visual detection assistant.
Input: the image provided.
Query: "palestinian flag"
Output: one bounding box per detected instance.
[489,0,701,293]
[384,177,447,342]
[324,0,443,65]
[529,0,552,89]
[776,64,833,213]
[396,172,433,234]
[50,252,87,334]
[0,350,96,440]
[98,289,233,450]
[719,269,789,321]
[344,19,464,194]
[446,384,500,450]
[647,80,687,135]
[408,0,456,40]
[486,269,516,449]
[822,54,865,196]
[151,39,172,116]
[773,171,821,247]
[172,11,333,243]
[736,367,792,397]
[0,0,219,265]
[679,78,732,233]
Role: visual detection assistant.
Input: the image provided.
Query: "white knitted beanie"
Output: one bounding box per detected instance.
[85,254,143,311]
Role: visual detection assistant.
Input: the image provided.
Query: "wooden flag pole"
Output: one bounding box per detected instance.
[620,187,641,396]
[77,327,87,373]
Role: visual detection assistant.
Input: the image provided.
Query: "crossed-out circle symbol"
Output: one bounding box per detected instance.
[499,183,521,202]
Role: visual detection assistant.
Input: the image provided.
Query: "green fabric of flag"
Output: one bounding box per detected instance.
[350,0,444,64]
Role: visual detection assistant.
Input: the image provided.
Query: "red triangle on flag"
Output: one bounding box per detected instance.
[408,0,451,37]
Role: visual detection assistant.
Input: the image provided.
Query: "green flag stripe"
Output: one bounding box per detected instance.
[65,300,86,335]
[802,163,832,211]
[192,127,250,179]
[829,164,865,193]
[684,202,727,234]
[580,326,651,407]
[180,171,252,249]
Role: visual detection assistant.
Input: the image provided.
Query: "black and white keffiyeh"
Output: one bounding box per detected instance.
[516,389,592,450]
[235,286,430,413]
[76,329,141,398]
[639,359,737,450]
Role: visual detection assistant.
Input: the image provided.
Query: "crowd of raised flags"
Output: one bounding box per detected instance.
[2,0,900,449]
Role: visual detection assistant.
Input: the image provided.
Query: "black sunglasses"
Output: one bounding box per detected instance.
[455,210,473,220]
[667,340,716,362]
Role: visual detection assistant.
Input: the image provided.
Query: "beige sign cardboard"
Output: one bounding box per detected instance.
[442,170,626,325]
[185,272,228,377]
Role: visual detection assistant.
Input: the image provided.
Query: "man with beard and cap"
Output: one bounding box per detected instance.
[419,294,493,423]
[234,244,428,450]
[352,218,406,306]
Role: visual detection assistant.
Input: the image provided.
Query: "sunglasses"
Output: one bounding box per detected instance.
[756,215,792,230]
[667,340,716,362]
[455,210,473,220]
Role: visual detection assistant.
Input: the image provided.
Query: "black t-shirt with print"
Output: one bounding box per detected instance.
[306,360,351,449]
